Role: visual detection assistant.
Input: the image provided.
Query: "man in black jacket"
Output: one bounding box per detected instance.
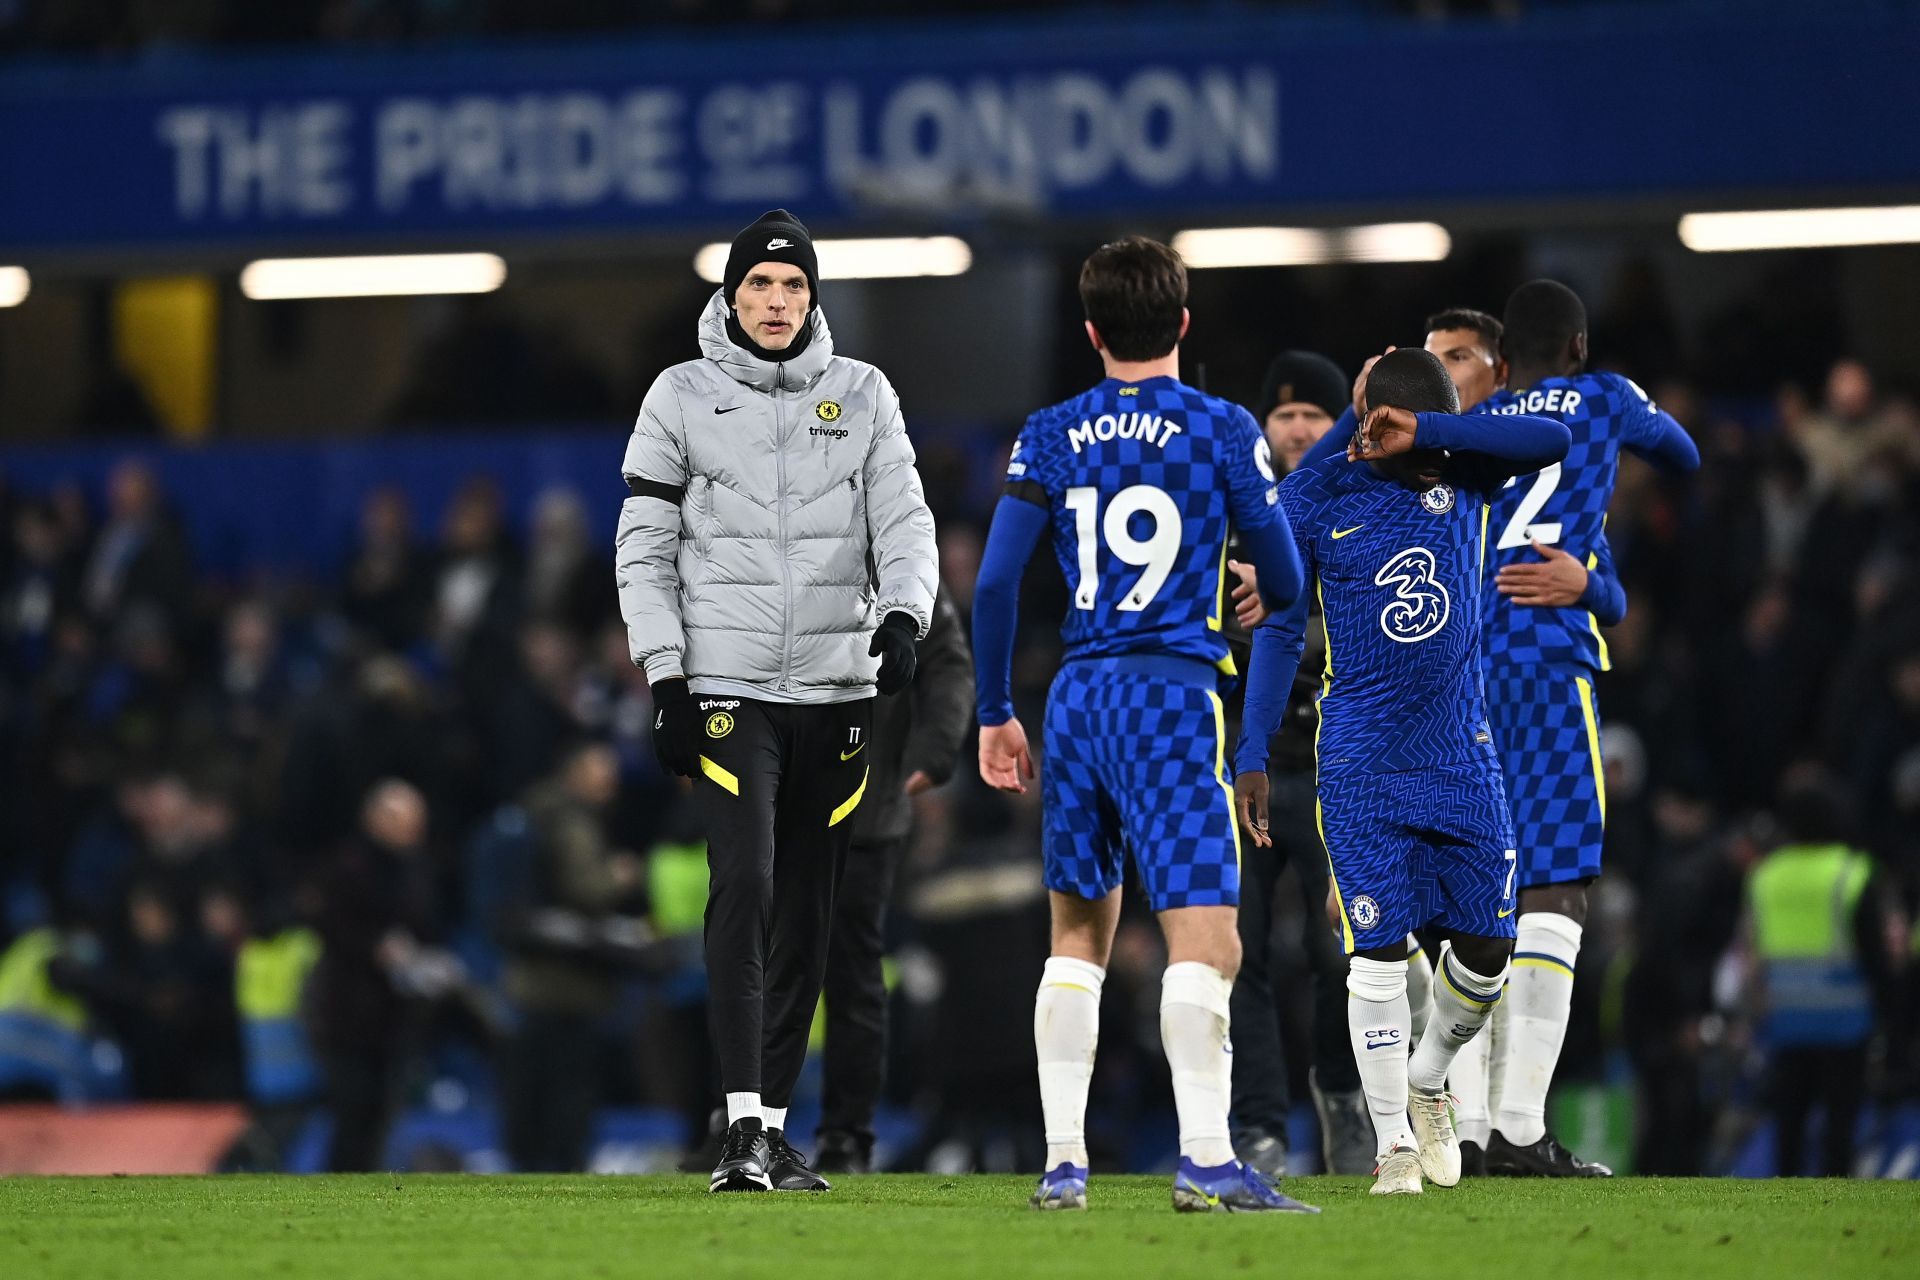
[815,583,974,1172]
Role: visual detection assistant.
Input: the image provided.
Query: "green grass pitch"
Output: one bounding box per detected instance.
[3,1175,1914,1279]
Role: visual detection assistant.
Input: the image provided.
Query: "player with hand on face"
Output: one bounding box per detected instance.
[1310,310,1628,633]
[973,237,1314,1214]
[1291,311,1628,1158]
[1228,351,1382,1178]
[1235,349,1570,1195]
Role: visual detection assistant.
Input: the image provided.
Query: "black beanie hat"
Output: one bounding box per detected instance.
[1256,350,1348,422]
[723,209,819,306]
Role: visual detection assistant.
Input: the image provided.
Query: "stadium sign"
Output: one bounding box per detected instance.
[0,8,1914,253]
[145,67,1277,227]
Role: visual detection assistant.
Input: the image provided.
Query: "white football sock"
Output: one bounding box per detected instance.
[1406,935,1434,1047]
[1449,1018,1493,1148]
[1035,955,1104,1169]
[762,1106,788,1132]
[1160,961,1237,1167]
[1492,912,1582,1146]
[1486,990,1509,1130]
[1346,956,1414,1159]
[1408,943,1507,1094]
[726,1091,762,1126]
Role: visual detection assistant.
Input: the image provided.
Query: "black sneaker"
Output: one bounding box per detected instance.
[1484,1129,1613,1177]
[1459,1139,1488,1178]
[765,1128,831,1191]
[710,1118,772,1192]
[814,1129,871,1175]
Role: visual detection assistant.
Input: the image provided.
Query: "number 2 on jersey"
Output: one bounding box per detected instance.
[1065,484,1181,612]
[1498,462,1563,550]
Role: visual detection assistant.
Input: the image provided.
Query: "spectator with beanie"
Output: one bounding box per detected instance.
[1254,350,1350,473]
[616,209,939,1193]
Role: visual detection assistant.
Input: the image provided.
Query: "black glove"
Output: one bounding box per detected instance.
[650,678,699,778]
[868,611,919,696]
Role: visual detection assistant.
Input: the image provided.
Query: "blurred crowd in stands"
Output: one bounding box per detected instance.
[1,348,1918,1176]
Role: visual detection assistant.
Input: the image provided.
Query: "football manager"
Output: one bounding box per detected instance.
[616,209,938,1193]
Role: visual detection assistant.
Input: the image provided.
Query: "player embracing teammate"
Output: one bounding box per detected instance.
[1235,348,1572,1193]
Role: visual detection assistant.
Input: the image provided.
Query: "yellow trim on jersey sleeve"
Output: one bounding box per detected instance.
[1575,675,1606,823]
[1206,690,1242,870]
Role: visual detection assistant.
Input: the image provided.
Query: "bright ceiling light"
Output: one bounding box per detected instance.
[0,266,28,308]
[693,236,972,283]
[1173,223,1451,269]
[1678,206,1920,252]
[239,253,507,300]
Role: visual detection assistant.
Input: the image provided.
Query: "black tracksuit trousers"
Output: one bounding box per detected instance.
[695,694,873,1109]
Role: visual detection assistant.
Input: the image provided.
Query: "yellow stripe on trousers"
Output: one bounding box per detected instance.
[828,766,869,828]
[699,755,739,796]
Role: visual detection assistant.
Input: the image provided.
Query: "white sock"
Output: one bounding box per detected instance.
[1035,955,1104,1169]
[1159,961,1237,1167]
[1408,943,1508,1094]
[726,1091,762,1126]
[1346,956,1414,1158]
[1406,935,1434,1047]
[762,1106,788,1132]
[1449,1019,1493,1148]
[1485,992,1509,1136]
[1492,912,1582,1146]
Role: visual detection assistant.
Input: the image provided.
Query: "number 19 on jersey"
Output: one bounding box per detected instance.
[1065,484,1182,612]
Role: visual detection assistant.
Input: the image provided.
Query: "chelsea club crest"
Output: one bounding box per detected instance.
[1419,484,1455,514]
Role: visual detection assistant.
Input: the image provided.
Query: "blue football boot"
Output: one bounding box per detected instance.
[1029,1162,1090,1210]
[1171,1157,1320,1213]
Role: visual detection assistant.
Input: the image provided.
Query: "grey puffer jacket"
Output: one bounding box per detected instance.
[616,291,938,703]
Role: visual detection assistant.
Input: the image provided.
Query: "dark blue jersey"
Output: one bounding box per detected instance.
[1234,411,1570,777]
[1006,376,1287,673]
[1479,372,1697,671]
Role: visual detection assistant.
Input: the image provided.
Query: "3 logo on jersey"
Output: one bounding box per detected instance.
[1374,547,1450,643]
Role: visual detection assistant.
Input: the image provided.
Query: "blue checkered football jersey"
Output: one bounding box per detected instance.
[1277,457,1504,775]
[1479,372,1694,671]
[1006,375,1282,670]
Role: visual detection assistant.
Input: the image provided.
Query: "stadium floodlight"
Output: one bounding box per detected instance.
[1171,223,1452,268]
[0,266,28,308]
[238,253,507,300]
[1677,206,1920,252]
[692,236,973,283]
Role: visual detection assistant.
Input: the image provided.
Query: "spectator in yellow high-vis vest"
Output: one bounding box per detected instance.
[1745,771,1899,1177]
